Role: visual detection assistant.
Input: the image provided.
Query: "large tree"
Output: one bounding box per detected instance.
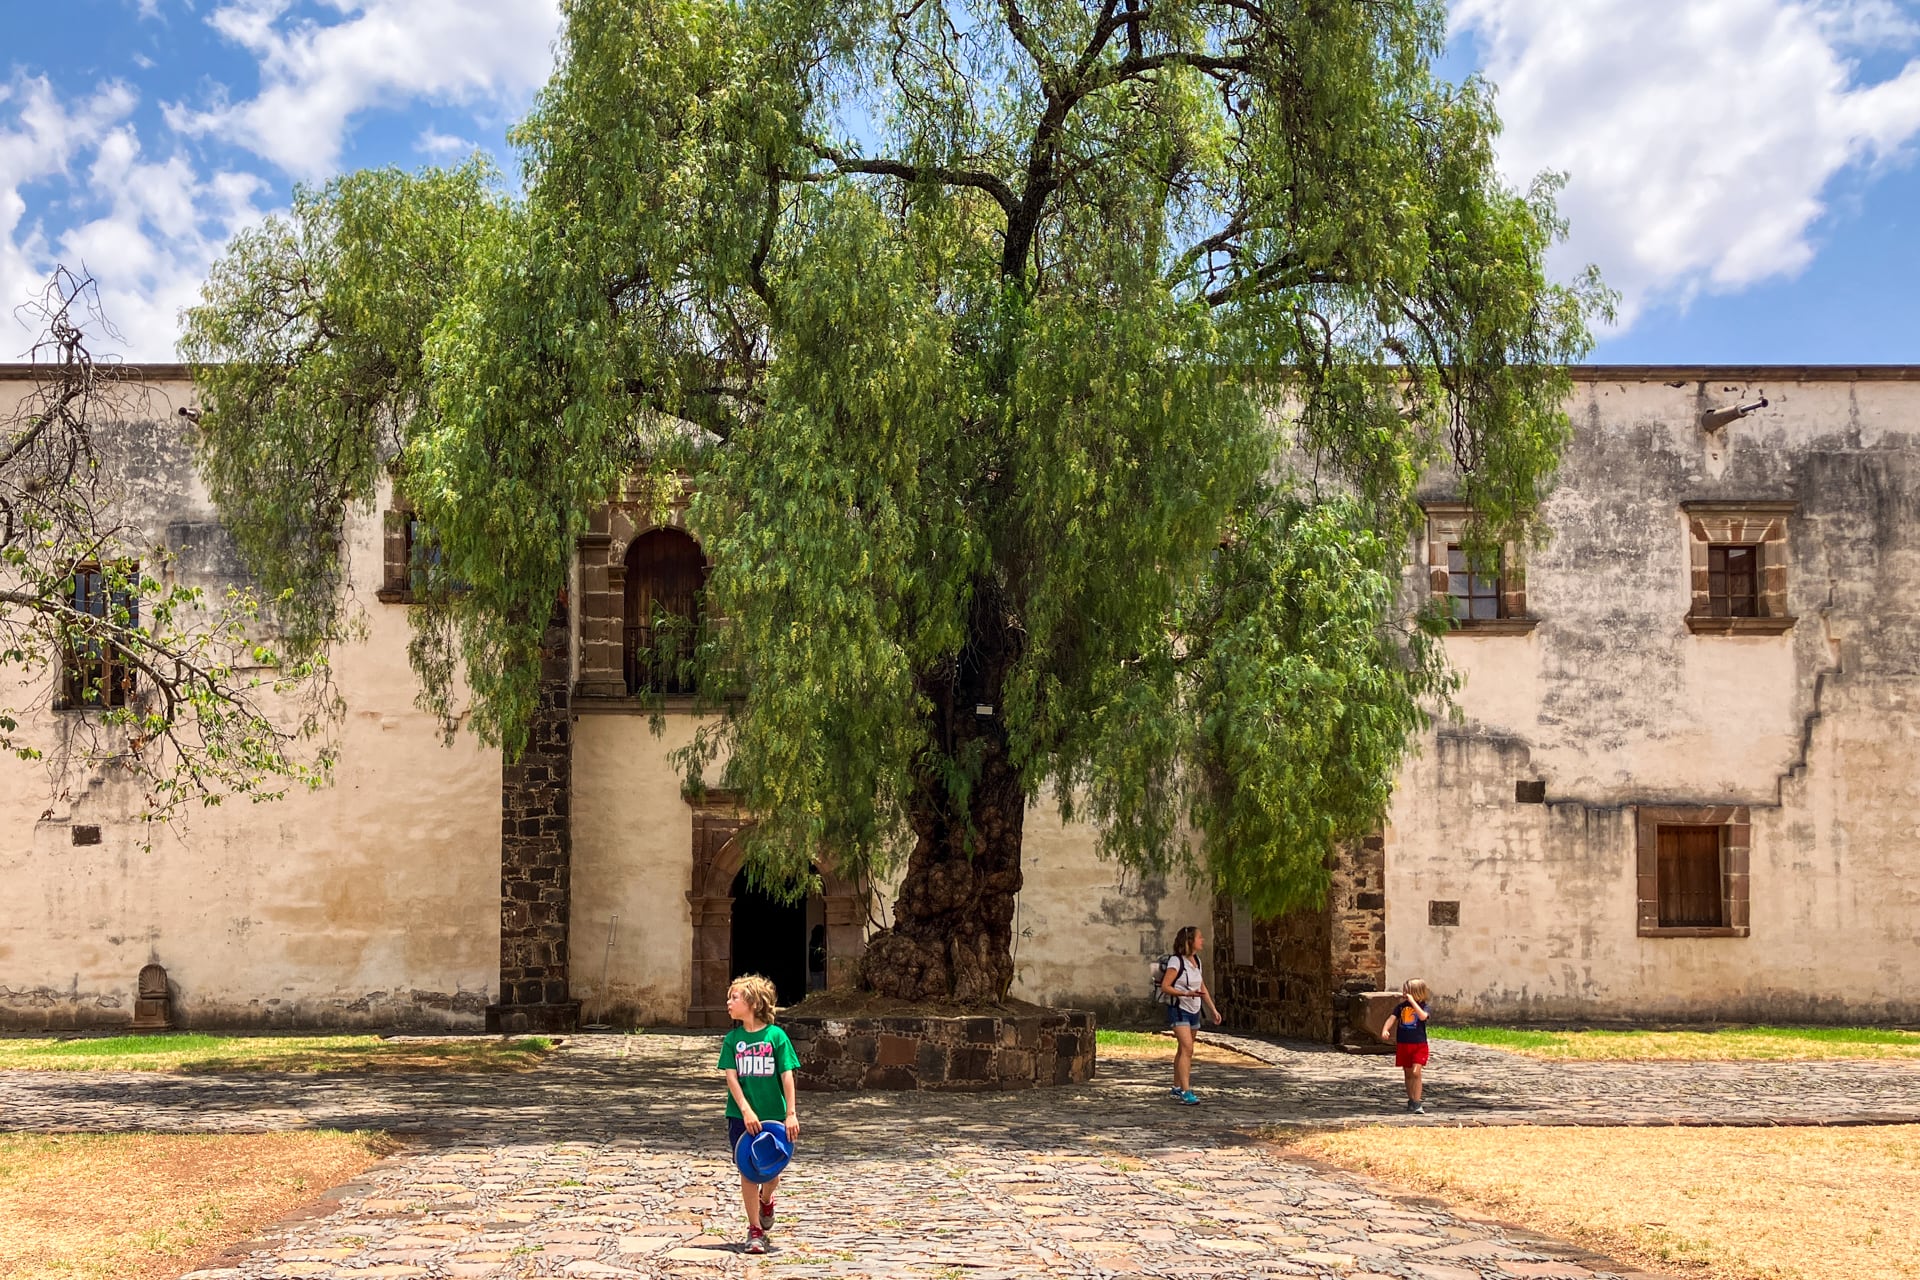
[185,0,1602,1002]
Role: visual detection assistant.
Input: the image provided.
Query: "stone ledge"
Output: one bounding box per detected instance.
[1447,617,1539,635]
[1684,615,1796,635]
[784,1010,1096,1091]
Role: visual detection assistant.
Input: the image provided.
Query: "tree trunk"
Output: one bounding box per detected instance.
[861,584,1025,1003]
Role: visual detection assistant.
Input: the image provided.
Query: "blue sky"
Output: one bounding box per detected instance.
[2,0,1917,362]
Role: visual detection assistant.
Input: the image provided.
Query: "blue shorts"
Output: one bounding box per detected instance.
[727,1116,748,1150]
[1167,1004,1202,1029]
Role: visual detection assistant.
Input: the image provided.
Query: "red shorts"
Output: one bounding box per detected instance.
[1394,1043,1430,1068]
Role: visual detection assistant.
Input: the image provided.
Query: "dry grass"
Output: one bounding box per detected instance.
[1272,1124,1920,1280]
[0,1131,394,1280]
[0,1033,553,1073]
[1096,1030,1268,1067]
[1434,1025,1920,1061]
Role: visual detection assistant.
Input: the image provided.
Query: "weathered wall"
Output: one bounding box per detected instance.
[1005,803,1213,1021]
[571,719,1212,1026]
[0,373,501,1030]
[1390,372,1920,1024]
[568,713,711,1025]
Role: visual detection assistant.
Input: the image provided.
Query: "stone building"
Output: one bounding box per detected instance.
[1216,367,1920,1033]
[2,365,1916,1033]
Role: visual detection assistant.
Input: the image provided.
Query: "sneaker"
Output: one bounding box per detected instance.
[745,1227,768,1255]
[760,1196,776,1232]
[1408,1101,1426,1115]
[1178,1089,1200,1106]
[1169,1086,1186,1100]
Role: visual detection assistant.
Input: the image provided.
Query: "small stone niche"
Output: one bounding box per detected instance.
[1428,900,1461,927]
[70,825,102,846]
[131,964,174,1031]
[1514,780,1547,804]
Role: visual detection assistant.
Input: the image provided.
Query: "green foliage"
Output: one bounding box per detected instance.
[183,0,1605,917]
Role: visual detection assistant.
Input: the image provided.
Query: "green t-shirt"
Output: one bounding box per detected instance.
[717,1024,801,1121]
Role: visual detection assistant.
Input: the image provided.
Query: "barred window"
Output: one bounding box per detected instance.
[61,561,137,709]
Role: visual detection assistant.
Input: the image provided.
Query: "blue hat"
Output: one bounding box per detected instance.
[734,1120,793,1182]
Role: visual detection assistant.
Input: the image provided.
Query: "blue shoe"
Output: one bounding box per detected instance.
[1178,1089,1199,1105]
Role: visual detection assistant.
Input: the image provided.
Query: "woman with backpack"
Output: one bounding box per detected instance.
[1158,925,1222,1105]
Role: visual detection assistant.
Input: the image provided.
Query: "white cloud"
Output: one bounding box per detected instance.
[415,128,478,159]
[1455,0,1920,327]
[166,0,559,180]
[0,76,271,362]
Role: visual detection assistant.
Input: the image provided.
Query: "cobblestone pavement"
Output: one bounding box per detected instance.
[2,1032,1915,1279]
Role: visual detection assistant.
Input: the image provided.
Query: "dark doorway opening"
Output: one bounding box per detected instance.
[730,870,809,1007]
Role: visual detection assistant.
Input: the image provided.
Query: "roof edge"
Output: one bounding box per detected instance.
[5,362,1919,383]
[0,363,195,381]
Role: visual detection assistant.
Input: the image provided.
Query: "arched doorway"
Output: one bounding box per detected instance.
[730,869,810,1007]
[624,528,705,695]
[685,802,869,1026]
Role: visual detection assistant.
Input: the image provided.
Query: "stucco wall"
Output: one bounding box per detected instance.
[569,713,710,1025]
[0,374,501,1030]
[570,710,1213,1025]
[1004,803,1212,1020]
[1389,373,1920,1023]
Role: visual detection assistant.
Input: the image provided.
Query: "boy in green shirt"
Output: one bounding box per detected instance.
[718,974,801,1254]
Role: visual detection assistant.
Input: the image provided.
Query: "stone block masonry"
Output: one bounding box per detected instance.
[1214,837,1387,1041]
[487,599,582,1034]
[785,1011,1096,1090]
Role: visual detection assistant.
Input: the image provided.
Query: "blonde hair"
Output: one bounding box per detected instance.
[1402,978,1430,1003]
[728,974,778,1024]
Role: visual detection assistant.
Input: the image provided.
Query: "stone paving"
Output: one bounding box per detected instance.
[2,1031,1916,1279]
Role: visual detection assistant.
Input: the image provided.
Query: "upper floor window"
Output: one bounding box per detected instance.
[1682,501,1794,635]
[1446,544,1503,621]
[1422,503,1535,634]
[624,528,706,696]
[1705,544,1760,618]
[60,561,138,709]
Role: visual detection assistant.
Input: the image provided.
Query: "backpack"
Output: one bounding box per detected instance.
[1151,954,1187,1005]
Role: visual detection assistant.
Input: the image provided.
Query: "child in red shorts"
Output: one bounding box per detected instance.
[1381,978,1431,1115]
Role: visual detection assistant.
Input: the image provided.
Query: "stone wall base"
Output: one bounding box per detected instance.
[487,1000,582,1035]
[785,1011,1096,1091]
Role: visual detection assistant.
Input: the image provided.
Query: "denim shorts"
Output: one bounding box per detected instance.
[1167,1004,1202,1029]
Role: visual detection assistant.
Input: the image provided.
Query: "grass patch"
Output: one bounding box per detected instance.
[1431,1025,1920,1061]
[1270,1124,1920,1280]
[0,1131,395,1280]
[1094,1028,1266,1067]
[0,1033,554,1073]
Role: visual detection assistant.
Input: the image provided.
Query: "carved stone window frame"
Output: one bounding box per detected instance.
[1421,503,1536,634]
[1634,805,1751,938]
[574,482,708,706]
[1681,501,1795,635]
[377,499,416,604]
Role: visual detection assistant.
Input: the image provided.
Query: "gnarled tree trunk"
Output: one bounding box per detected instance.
[861,584,1025,1003]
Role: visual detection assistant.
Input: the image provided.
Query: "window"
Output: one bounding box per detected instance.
[1634,806,1750,938]
[1705,544,1759,618]
[1446,545,1502,620]
[1230,899,1254,966]
[1656,825,1724,927]
[1683,502,1794,634]
[624,528,706,695]
[60,561,137,709]
[380,504,450,602]
[1422,503,1534,633]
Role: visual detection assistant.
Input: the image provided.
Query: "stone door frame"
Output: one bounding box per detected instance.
[685,795,868,1027]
